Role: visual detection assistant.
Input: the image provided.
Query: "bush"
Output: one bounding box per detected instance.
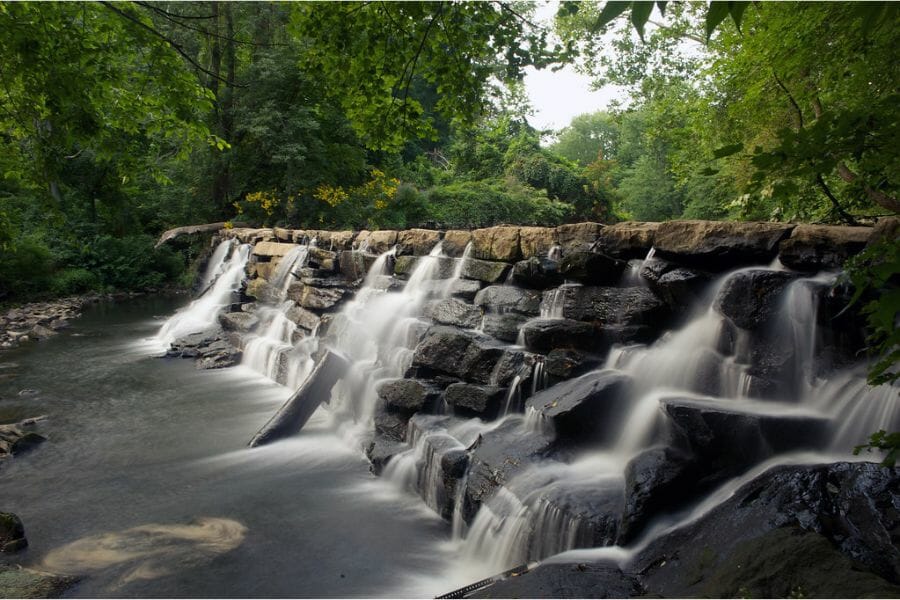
[0,236,55,301]
[49,268,101,296]
[423,179,573,228]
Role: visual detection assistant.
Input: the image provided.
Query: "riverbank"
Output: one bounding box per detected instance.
[0,288,188,351]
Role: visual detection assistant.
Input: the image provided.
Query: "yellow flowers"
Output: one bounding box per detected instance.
[313,184,349,207]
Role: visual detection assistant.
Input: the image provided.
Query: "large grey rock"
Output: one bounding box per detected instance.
[556,222,602,253]
[0,512,26,553]
[463,418,556,521]
[634,462,900,597]
[512,257,564,289]
[474,286,542,316]
[423,298,482,329]
[713,269,797,330]
[444,383,507,418]
[520,318,595,353]
[365,436,407,475]
[446,279,483,301]
[376,378,442,413]
[393,255,456,280]
[217,311,259,333]
[653,220,795,270]
[542,286,668,329]
[525,370,633,446]
[470,562,641,599]
[287,283,348,311]
[462,258,511,284]
[285,305,321,332]
[412,326,506,384]
[338,250,379,282]
[545,348,599,380]
[662,397,830,485]
[374,411,409,442]
[559,251,627,285]
[778,224,870,271]
[481,313,528,343]
[639,258,712,312]
[595,221,659,259]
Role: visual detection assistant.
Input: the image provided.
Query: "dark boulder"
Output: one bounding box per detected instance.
[778,224,870,271]
[512,257,565,289]
[619,445,698,544]
[525,370,633,446]
[594,221,659,259]
[462,259,511,284]
[481,313,528,343]
[374,411,409,442]
[640,258,712,312]
[423,298,482,329]
[474,286,542,316]
[634,462,900,596]
[662,397,830,485]
[559,251,628,285]
[463,418,556,522]
[444,383,507,419]
[195,339,242,370]
[287,283,348,311]
[376,378,443,413]
[713,268,798,330]
[545,349,600,380]
[412,326,506,385]
[365,436,407,475]
[544,286,668,329]
[0,512,27,553]
[520,318,595,353]
[446,279,483,301]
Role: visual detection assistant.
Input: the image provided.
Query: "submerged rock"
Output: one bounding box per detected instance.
[0,564,77,598]
[474,286,542,316]
[443,383,507,419]
[0,512,27,553]
[713,269,798,330]
[520,318,595,353]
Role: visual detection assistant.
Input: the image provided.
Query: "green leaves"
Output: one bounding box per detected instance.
[853,430,900,467]
[705,1,749,40]
[594,1,632,30]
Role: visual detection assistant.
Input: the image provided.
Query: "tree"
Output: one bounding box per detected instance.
[551,112,620,166]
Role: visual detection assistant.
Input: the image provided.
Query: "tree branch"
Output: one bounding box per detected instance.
[99,1,244,88]
[815,173,858,225]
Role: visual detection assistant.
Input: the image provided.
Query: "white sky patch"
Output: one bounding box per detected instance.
[522,0,628,133]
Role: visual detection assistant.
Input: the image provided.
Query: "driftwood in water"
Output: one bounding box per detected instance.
[248,350,350,447]
[154,222,248,249]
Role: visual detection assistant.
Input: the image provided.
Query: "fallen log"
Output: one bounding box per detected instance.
[154,222,248,249]
[248,350,350,448]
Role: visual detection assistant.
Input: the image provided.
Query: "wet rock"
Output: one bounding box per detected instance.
[367,230,399,254]
[519,226,559,259]
[474,286,542,316]
[639,257,711,312]
[556,222,602,253]
[442,230,473,257]
[376,378,443,413]
[545,285,669,329]
[285,305,320,332]
[653,220,795,270]
[446,279,482,301]
[28,325,55,340]
[393,255,457,280]
[374,411,408,442]
[365,436,407,475]
[217,311,259,333]
[396,228,441,256]
[0,564,77,598]
[461,258,511,284]
[662,397,830,485]
[559,251,627,285]
[0,512,26,553]
[520,318,595,353]
[713,269,798,330]
[545,349,598,380]
[512,257,564,289]
[470,561,642,599]
[778,224,870,271]
[490,350,537,387]
[412,326,506,385]
[525,370,633,446]
[463,418,556,521]
[195,339,242,370]
[444,383,507,418]
[595,221,659,259]
[10,432,47,456]
[634,462,900,596]
[619,445,698,544]
[287,284,348,311]
[338,250,377,283]
[307,247,338,271]
[481,313,528,343]
[423,298,482,329]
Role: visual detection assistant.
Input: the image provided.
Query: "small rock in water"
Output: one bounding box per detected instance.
[17,389,39,397]
[0,512,27,553]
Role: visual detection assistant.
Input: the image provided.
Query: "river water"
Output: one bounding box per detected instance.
[0,297,456,598]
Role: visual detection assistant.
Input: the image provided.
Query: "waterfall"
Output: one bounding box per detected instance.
[157,241,251,345]
[241,245,315,385]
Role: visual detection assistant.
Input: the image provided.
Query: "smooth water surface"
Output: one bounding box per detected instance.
[0,298,454,598]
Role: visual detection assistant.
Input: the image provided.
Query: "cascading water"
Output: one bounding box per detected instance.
[157,240,251,345]
[241,245,316,387]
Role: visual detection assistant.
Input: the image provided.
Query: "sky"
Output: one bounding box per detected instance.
[522,0,626,132]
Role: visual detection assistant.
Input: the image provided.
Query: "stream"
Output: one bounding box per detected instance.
[0,297,459,598]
